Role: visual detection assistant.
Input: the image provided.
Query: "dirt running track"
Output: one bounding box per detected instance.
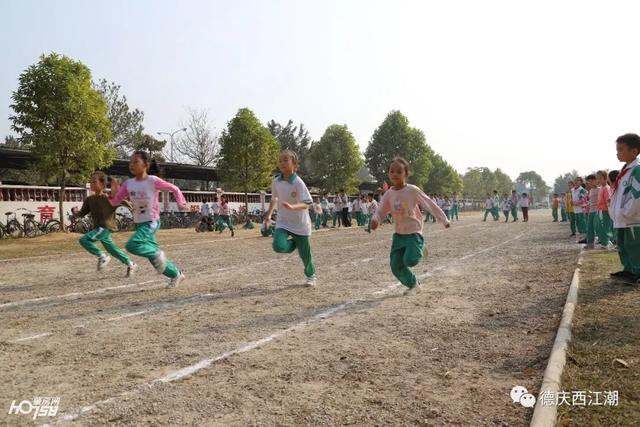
[0,210,579,426]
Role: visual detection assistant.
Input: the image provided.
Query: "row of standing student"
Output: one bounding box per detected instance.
[560,133,640,285]
[555,173,616,249]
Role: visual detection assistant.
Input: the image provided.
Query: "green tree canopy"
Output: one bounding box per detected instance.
[462,167,513,197]
[217,108,279,212]
[462,167,484,197]
[10,53,114,224]
[94,78,144,158]
[494,168,514,195]
[365,110,432,188]
[552,170,579,195]
[515,171,550,201]
[307,124,363,193]
[425,153,463,195]
[267,120,312,181]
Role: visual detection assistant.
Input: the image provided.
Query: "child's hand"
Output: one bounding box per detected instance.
[370,218,379,230]
[445,222,451,228]
[177,203,188,211]
[264,218,271,229]
[282,202,294,210]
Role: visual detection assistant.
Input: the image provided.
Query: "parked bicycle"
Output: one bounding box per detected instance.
[67,212,92,234]
[116,212,135,232]
[21,210,61,237]
[3,210,24,238]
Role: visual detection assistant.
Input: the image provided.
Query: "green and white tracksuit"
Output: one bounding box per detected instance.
[80,227,131,266]
[109,175,185,278]
[270,174,316,279]
[609,159,640,275]
[75,194,132,267]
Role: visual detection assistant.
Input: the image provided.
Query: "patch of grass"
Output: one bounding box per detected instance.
[557,251,640,426]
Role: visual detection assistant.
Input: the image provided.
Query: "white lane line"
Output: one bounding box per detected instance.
[10,332,53,343]
[106,311,150,321]
[5,225,503,354]
[41,230,529,425]
[0,224,405,308]
[42,300,354,426]
[9,256,377,343]
[0,224,353,263]
[0,280,159,309]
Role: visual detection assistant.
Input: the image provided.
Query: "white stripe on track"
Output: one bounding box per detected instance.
[41,229,528,426]
[10,332,53,343]
[0,280,159,309]
[8,257,377,343]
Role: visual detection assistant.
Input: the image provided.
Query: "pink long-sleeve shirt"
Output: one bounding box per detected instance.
[597,185,611,212]
[109,175,186,224]
[373,184,449,234]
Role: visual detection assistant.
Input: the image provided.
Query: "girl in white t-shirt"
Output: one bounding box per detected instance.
[264,150,317,287]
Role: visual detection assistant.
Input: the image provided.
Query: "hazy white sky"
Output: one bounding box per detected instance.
[2,0,639,186]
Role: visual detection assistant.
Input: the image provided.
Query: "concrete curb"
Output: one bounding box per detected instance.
[530,251,583,427]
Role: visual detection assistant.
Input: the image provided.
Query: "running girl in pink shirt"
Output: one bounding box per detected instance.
[370,157,450,295]
[109,151,188,288]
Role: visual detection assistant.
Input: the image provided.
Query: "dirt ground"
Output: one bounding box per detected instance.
[0,210,580,426]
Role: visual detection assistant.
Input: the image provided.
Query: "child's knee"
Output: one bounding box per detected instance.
[405,255,421,268]
[272,238,288,253]
[125,240,138,254]
[79,234,90,246]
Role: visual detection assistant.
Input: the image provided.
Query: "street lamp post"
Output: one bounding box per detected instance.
[157,128,187,163]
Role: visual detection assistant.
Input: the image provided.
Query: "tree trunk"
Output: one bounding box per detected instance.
[244,188,249,222]
[59,171,66,230]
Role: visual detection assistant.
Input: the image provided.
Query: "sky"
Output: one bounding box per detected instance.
[2,0,640,187]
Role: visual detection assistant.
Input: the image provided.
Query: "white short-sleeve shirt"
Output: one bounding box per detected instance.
[272,174,313,236]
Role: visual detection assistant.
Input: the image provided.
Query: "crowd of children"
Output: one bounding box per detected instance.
[482,190,530,222]
[72,132,639,292]
[554,133,640,285]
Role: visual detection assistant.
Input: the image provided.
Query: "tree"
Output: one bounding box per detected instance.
[94,78,144,158]
[494,168,514,195]
[515,171,550,202]
[462,168,484,197]
[10,53,114,224]
[267,120,312,181]
[135,134,166,161]
[174,108,218,166]
[462,167,511,197]
[217,108,280,217]
[307,124,363,193]
[425,153,463,195]
[552,170,579,195]
[365,110,432,188]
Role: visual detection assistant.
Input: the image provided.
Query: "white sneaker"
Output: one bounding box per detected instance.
[151,251,168,274]
[167,272,185,289]
[126,263,137,278]
[305,275,317,287]
[97,255,111,271]
[403,282,422,296]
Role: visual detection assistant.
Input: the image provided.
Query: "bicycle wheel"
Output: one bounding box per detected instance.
[46,220,61,233]
[6,220,23,238]
[24,220,38,237]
